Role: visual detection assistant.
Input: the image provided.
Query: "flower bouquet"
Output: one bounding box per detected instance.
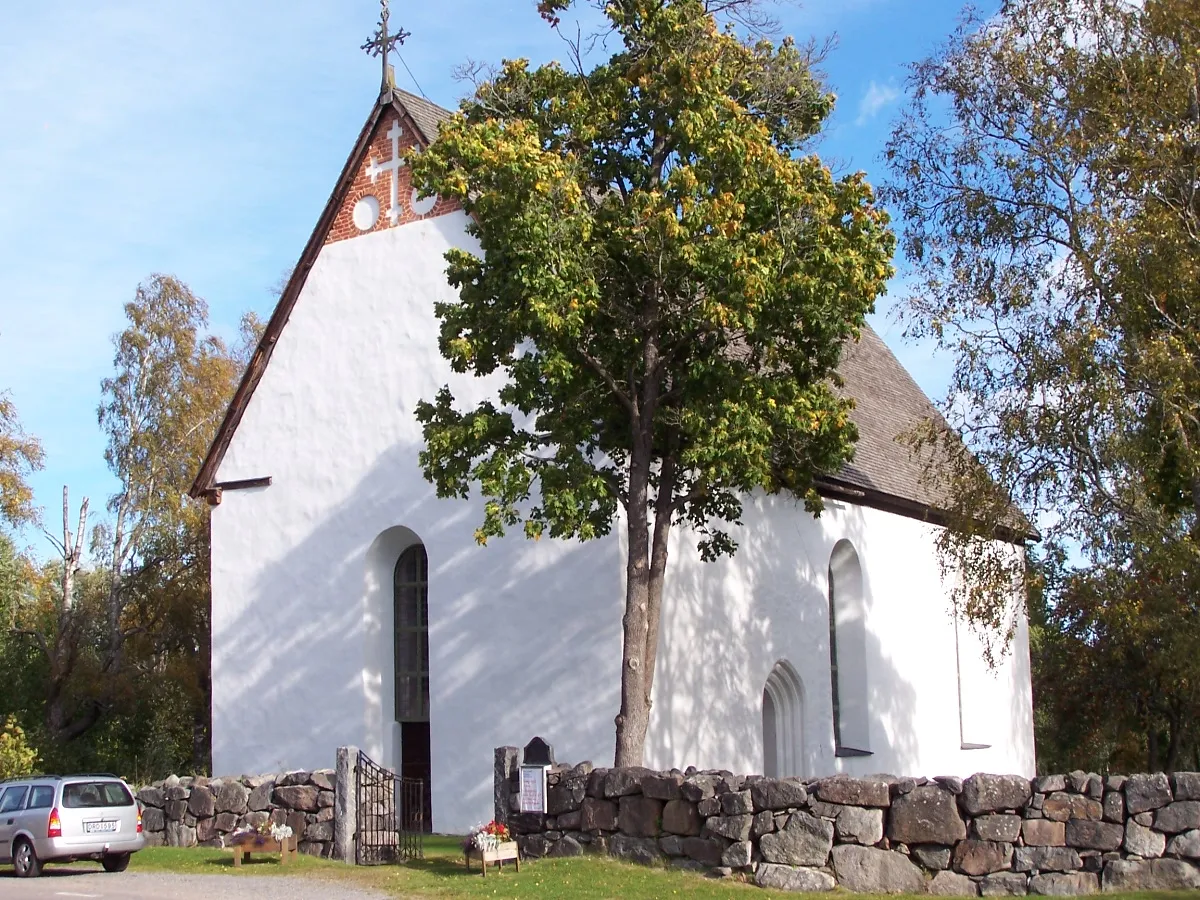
[464,820,510,854]
[463,820,519,876]
[231,819,294,846]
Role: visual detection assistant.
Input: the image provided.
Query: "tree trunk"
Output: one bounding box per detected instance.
[642,453,677,716]
[615,438,653,768]
[1165,709,1182,774]
[44,488,94,744]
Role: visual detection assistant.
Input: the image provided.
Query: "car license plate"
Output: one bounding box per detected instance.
[84,820,118,834]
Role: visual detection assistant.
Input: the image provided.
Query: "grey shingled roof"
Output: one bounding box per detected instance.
[395,88,454,143]
[832,324,950,510]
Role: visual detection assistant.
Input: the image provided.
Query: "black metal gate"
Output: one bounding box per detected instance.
[398,776,426,859]
[355,750,423,864]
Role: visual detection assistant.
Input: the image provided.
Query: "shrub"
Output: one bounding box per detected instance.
[0,716,38,778]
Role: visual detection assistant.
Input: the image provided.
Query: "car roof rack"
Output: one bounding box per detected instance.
[1,773,123,784]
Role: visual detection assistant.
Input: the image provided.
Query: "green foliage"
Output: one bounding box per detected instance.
[412,6,892,554]
[0,393,44,529]
[885,0,1200,768]
[411,0,892,763]
[0,715,39,778]
[0,274,250,780]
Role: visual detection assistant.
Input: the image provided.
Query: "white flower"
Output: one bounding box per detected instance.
[473,831,500,852]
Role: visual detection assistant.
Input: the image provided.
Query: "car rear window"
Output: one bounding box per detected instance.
[62,782,134,808]
[27,785,55,809]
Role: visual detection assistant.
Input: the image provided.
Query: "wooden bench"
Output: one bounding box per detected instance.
[230,832,298,867]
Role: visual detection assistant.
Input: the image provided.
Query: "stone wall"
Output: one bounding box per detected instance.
[136,770,337,857]
[494,753,1200,894]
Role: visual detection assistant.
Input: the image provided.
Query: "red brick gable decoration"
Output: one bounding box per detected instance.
[326,107,458,244]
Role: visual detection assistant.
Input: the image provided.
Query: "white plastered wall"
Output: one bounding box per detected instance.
[647,494,1035,781]
[209,210,1035,835]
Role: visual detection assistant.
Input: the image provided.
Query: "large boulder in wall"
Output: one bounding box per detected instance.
[889,785,968,845]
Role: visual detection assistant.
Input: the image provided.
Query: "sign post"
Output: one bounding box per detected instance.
[518,764,546,814]
[517,736,555,814]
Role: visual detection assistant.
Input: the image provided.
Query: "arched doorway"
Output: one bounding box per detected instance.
[394,543,431,830]
[762,660,804,777]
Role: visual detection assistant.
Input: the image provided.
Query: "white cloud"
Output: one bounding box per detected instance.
[855,79,901,126]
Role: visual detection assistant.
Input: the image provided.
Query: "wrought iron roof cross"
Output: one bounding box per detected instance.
[361,0,410,96]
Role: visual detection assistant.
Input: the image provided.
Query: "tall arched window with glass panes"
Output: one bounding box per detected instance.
[394,543,431,830]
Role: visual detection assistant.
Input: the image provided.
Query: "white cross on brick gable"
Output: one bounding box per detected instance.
[366,119,407,226]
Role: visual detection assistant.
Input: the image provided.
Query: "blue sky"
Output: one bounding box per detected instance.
[0,0,993,549]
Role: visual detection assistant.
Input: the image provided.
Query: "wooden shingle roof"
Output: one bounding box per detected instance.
[826,324,951,511]
[393,88,453,142]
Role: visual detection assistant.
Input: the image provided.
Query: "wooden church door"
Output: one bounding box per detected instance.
[394,544,432,831]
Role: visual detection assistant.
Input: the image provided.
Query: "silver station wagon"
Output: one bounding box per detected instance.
[0,774,145,877]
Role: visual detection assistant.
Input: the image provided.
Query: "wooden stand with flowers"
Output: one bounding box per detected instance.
[229,826,298,867]
[464,821,520,877]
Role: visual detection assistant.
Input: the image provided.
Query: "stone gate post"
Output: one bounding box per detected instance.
[334,745,358,863]
[494,746,518,825]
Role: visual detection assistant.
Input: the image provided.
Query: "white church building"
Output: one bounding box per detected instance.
[191,86,1035,835]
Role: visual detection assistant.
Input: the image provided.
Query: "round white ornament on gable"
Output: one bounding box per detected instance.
[353,195,381,231]
[410,189,438,217]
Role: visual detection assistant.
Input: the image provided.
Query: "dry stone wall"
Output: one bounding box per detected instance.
[494,752,1200,895]
[136,770,337,857]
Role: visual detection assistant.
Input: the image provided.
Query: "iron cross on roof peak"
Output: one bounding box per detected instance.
[361,0,410,97]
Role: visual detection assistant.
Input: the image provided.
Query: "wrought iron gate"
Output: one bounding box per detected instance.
[355,750,423,864]
[398,776,426,859]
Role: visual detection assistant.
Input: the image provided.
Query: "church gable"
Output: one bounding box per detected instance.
[192,88,1029,542]
[325,104,459,244]
[190,90,461,501]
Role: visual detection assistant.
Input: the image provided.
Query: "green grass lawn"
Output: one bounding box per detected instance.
[126,836,786,898]
[115,838,1200,900]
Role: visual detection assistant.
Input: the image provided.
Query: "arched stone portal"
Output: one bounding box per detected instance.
[363,525,433,831]
[762,660,804,778]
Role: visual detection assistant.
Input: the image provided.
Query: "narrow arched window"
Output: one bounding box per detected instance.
[763,660,805,777]
[829,539,871,755]
[394,544,429,723]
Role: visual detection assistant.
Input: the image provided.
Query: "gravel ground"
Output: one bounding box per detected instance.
[0,869,391,900]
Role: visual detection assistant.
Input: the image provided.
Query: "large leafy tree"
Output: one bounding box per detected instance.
[884,0,1200,768]
[411,0,893,764]
[9,275,246,773]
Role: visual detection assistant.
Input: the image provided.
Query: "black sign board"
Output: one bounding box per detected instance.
[522,736,555,767]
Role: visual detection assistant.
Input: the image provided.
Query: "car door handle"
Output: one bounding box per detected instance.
[5,818,11,825]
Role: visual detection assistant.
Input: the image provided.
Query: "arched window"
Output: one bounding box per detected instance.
[956,604,997,750]
[394,544,429,723]
[829,539,871,755]
[762,660,805,777]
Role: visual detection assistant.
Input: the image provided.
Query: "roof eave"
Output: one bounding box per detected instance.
[814,474,1040,545]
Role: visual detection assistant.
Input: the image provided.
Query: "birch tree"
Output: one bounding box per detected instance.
[884,0,1200,768]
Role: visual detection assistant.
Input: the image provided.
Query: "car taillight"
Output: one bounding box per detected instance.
[137,807,143,833]
[47,807,61,838]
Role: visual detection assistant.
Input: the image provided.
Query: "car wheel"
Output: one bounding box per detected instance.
[101,852,131,873]
[13,839,42,878]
